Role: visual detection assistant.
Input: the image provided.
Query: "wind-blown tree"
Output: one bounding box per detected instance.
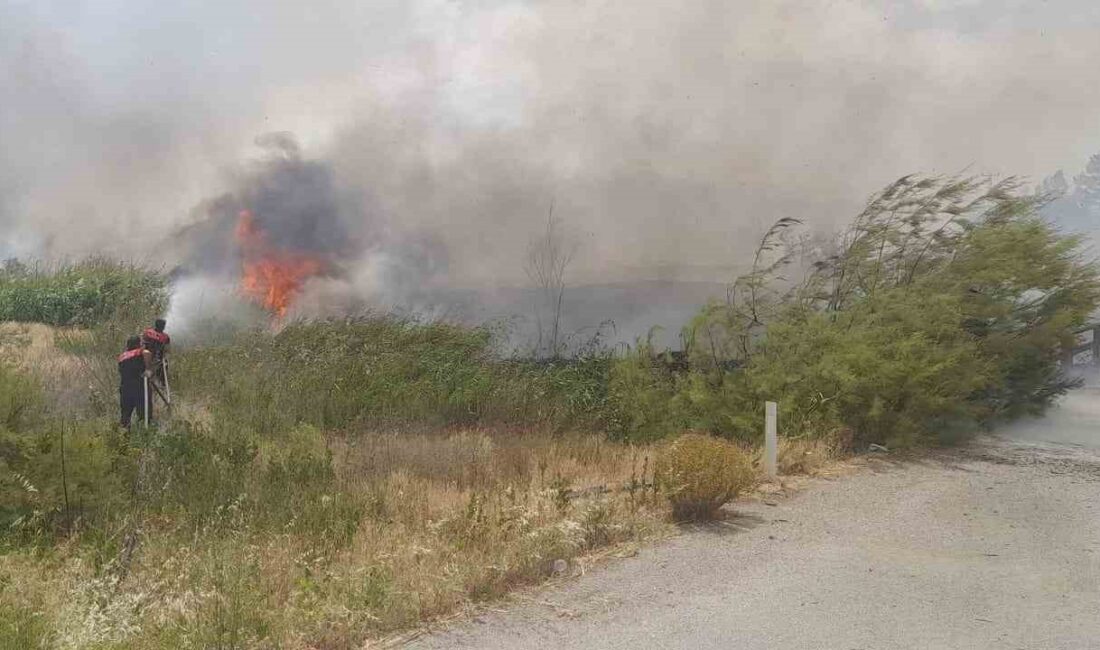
[803,175,1098,418]
[668,175,1100,446]
[686,217,802,369]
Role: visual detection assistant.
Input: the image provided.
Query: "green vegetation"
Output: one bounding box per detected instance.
[615,176,1099,447]
[175,317,612,435]
[0,175,1095,647]
[0,259,167,328]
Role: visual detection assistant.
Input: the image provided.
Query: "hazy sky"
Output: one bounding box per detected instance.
[3,0,1100,284]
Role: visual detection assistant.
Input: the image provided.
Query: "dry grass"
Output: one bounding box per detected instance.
[0,322,85,380]
[0,414,841,648]
[1,427,669,649]
[1,421,848,649]
[0,322,90,414]
[334,427,638,493]
[746,429,849,480]
[776,436,836,476]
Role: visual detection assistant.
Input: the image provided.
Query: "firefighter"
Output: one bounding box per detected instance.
[118,335,154,429]
[141,318,171,387]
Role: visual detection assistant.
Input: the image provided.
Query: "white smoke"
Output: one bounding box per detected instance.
[164,275,264,345]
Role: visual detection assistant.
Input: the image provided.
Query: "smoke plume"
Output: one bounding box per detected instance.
[4,0,1100,338]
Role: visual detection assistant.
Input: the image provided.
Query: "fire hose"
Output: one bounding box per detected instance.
[143,358,172,429]
[150,377,170,407]
[163,357,171,405]
[143,375,150,428]
[146,357,171,408]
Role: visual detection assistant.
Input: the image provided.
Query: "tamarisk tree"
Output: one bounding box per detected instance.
[673,175,1099,445]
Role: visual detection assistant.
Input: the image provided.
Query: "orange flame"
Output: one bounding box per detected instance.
[235,210,325,318]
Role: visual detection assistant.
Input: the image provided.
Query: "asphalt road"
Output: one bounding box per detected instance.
[408,393,1100,650]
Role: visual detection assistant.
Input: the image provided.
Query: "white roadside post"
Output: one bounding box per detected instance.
[764,401,778,480]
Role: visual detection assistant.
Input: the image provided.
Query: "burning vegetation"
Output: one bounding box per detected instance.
[172,135,453,326]
[235,209,328,318]
[168,134,355,321]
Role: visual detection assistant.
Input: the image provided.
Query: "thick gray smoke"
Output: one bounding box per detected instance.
[4,1,1100,342]
[174,133,359,276]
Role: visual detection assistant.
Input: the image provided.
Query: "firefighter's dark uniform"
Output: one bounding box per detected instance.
[141,327,170,384]
[118,348,151,428]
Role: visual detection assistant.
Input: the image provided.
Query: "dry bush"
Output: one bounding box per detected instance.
[655,432,754,521]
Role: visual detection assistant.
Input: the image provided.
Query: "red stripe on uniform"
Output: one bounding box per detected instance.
[143,329,170,344]
[118,349,144,363]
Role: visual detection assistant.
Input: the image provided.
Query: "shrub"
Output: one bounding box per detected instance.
[137,419,257,523]
[743,291,992,447]
[606,346,687,441]
[0,421,129,539]
[0,360,44,431]
[0,258,167,328]
[655,433,754,521]
[611,175,1100,448]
